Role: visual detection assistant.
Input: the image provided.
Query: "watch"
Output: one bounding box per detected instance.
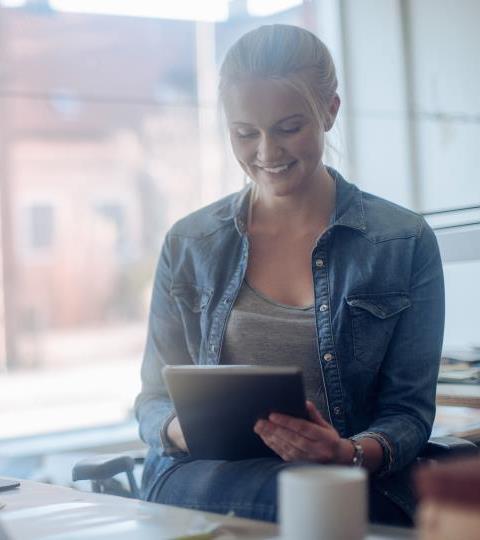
[349,439,365,467]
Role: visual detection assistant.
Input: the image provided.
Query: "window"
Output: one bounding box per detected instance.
[0,2,251,447]
[424,206,480,350]
[94,203,127,257]
[2,0,476,485]
[0,2,308,454]
[27,204,55,250]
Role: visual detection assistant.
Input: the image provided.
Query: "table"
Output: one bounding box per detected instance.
[0,478,415,539]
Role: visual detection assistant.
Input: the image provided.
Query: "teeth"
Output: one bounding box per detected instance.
[262,164,289,173]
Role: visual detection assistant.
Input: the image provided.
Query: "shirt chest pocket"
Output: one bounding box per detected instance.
[345,293,411,371]
[170,283,213,362]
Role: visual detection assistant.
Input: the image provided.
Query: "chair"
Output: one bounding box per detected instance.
[72,436,478,499]
[72,449,146,498]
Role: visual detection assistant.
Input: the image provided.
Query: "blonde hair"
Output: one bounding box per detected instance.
[218,24,338,129]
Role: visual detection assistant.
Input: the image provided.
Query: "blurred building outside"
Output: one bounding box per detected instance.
[0,0,479,481]
[0,1,309,444]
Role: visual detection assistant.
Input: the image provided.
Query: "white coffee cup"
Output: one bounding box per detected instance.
[279,465,367,540]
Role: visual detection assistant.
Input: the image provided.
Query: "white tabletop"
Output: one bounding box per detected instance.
[0,478,415,540]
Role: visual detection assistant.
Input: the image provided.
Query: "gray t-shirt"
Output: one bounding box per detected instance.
[221,280,330,422]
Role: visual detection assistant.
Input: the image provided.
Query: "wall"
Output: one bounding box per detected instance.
[326,0,480,348]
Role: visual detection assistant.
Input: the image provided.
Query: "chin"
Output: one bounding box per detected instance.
[264,179,303,197]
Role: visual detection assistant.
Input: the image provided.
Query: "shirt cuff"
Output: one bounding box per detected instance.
[351,431,394,477]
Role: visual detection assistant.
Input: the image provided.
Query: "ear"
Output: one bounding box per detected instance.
[324,93,340,132]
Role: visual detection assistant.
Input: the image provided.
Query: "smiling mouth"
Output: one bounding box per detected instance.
[256,161,297,174]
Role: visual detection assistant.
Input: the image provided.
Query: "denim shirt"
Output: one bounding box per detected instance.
[135,168,444,487]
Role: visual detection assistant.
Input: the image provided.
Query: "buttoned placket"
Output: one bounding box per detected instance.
[205,211,347,437]
[207,222,250,366]
[312,229,347,437]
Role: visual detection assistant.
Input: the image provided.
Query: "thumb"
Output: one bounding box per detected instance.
[306,400,330,427]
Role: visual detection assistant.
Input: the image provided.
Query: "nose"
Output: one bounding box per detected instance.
[256,133,283,164]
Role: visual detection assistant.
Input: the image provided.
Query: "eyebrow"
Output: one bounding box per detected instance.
[231,114,305,126]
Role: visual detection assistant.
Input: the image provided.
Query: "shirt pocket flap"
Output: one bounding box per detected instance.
[170,283,212,313]
[345,293,411,319]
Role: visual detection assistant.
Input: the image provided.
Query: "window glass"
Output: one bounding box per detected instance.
[28,204,54,250]
[0,3,308,447]
[0,7,235,441]
[409,0,480,211]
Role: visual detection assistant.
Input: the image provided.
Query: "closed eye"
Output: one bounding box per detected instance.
[278,125,301,135]
[235,130,259,139]
[233,123,302,139]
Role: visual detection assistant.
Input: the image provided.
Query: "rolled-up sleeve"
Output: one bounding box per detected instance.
[354,218,445,475]
[134,231,191,453]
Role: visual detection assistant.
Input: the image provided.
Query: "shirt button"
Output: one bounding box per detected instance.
[209,344,216,353]
[319,304,329,312]
[323,353,334,362]
[333,406,342,416]
[315,259,324,268]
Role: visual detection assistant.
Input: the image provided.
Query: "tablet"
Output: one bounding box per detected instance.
[163,365,307,460]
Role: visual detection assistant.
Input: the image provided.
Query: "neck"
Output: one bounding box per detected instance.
[248,165,336,235]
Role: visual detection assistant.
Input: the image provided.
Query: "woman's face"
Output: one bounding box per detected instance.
[223,77,337,198]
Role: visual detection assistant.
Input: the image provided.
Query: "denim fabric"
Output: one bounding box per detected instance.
[135,168,444,517]
[142,449,412,526]
[143,450,283,522]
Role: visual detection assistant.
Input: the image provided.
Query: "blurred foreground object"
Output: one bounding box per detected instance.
[415,456,480,540]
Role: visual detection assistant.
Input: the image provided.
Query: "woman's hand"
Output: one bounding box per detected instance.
[254,400,354,464]
[166,416,188,452]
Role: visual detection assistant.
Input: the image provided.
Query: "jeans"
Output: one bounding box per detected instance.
[142,451,413,527]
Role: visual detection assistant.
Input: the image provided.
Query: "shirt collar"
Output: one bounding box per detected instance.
[210,182,251,234]
[210,167,367,234]
[328,167,367,232]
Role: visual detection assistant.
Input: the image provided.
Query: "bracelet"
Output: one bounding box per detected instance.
[349,439,365,467]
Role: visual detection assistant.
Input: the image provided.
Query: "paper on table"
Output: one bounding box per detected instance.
[0,500,238,540]
[183,511,234,534]
[442,347,480,363]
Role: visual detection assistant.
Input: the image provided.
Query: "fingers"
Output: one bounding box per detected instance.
[255,423,335,462]
[253,404,340,463]
[268,409,330,439]
[254,418,338,462]
[305,401,330,427]
[255,419,316,454]
[254,421,310,461]
[265,437,310,462]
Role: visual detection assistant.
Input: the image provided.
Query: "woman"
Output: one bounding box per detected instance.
[134,24,444,526]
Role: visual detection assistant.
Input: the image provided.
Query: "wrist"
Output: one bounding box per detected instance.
[335,438,356,465]
[166,416,188,452]
[349,439,365,467]
[166,417,178,446]
[162,414,180,451]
